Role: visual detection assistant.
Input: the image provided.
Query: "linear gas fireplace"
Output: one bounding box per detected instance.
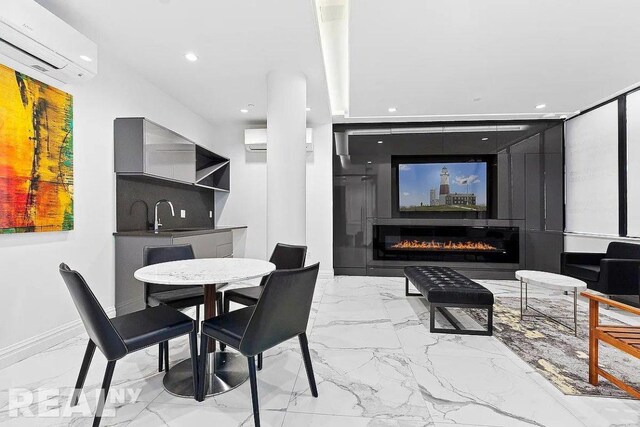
[373,225,519,263]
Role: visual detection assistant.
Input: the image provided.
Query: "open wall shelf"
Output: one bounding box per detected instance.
[195,144,230,192]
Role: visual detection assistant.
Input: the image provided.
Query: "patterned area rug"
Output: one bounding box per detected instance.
[467,296,640,398]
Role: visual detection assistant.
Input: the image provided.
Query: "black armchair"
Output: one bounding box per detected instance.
[143,244,222,372]
[198,263,320,427]
[561,242,640,298]
[59,263,199,427]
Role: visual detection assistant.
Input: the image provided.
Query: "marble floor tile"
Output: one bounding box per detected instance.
[128,403,286,426]
[282,412,428,426]
[288,348,430,421]
[407,353,585,427]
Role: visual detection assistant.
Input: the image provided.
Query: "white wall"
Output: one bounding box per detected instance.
[0,51,217,360]
[214,122,334,277]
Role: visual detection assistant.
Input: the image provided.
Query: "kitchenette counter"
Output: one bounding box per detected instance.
[113,225,246,238]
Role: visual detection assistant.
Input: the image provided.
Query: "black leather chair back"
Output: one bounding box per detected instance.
[259,243,308,286]
[59,264,127,361]
[143,244,196,299]
[240,263,319,356]
[606,242,640,260]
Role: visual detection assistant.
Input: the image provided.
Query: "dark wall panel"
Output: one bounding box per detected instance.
[116,175,214,231]
[333,121,564,275]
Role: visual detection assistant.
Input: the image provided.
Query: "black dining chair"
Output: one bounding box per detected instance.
[143,244,222,372]
[220,243,307,369]
[198,263,320,427]
[59,263,199,427]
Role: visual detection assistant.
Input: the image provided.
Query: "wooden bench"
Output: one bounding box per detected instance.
[405,266,494,336]
[581,291,640,399]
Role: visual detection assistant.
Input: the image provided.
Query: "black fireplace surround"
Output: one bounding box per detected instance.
[373,225,519,264]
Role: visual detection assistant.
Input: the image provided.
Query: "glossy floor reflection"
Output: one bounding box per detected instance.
[1,276,639,426]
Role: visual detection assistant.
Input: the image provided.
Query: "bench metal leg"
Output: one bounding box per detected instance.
[430,303,493,336]
[405,278,421,297]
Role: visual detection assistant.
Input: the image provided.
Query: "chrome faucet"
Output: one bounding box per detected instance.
[154,199,175,233]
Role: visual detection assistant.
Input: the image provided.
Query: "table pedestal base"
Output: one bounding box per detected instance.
[163,351,249,398]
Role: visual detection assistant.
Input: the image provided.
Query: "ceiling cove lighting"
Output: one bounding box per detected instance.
[184,52,198,62]
[535,103,546,109]
[79,55,92,62]
[388,107,397,113]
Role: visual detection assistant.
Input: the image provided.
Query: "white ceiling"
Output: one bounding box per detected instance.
[346,0,640,121]
[36,0,332,126]
[36,0,640,124]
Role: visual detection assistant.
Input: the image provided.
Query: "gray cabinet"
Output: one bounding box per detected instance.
[115,231,233,315]
[115,118,196,184]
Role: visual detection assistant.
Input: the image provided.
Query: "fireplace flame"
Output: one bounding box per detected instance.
[390,240,498,251]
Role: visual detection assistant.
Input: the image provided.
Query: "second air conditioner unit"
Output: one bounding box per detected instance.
[245,128,313,152]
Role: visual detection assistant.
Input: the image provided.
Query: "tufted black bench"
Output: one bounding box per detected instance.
[404,266,494,336]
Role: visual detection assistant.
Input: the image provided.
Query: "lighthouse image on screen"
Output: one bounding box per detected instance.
[399,162,487,212]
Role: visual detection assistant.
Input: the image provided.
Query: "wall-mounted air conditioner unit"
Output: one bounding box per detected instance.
[0,0,97,83]
[245,128,314,152]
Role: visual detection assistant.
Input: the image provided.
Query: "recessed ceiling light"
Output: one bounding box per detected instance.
[79,55,92,62]
[482,137,489,141]
[306,107,311,112]
[574,110,581,114]
[535,103,546,109]
[184,52,198,62]
[377,140,383,144]
[388,107,397,113]
[367,161,372,164]
[560,115,568,119]
[240,109,249,113]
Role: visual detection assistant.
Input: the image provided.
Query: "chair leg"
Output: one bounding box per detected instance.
[93,360,116,427]
[163,341,169,372]
[219,297,229,352]
[71,340,96,406]
[223,296,230,314]
[216,293,223,315]
[257,353,263,371]
[158,343,164,372]
[299,333,318,397]
[247,356,260,427]
[195,305,200,332]
[198,335,209,401]
[188,327,199,400]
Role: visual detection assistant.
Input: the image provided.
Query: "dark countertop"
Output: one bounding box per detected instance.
[113,225,247,237]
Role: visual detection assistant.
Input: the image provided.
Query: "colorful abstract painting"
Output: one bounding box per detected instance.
[0,63,73,233]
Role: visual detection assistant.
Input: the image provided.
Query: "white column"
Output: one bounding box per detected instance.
[266,71,307,252]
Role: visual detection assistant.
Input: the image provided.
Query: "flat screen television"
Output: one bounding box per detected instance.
[398,161,488,213]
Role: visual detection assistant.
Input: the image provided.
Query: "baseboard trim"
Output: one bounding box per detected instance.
[0,306,115,370]
[319,269,334,280]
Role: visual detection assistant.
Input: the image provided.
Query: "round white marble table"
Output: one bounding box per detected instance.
[515,270,587,336]
[135,258,275,398]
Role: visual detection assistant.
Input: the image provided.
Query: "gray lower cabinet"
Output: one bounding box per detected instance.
[115,231,233,315]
